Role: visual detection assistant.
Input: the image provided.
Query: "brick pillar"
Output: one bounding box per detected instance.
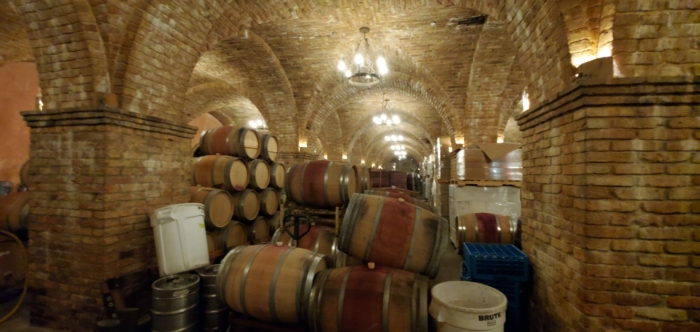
[516,77,699,332]
[22,107,195,331]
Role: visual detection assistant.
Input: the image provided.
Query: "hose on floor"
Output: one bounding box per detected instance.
[0,230,28,324]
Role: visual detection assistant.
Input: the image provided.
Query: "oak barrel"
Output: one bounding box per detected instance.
[192,155,249,192]
[230,189,260,221]
[215,244,329,323]
[338,194,448,278]
[219,222,249,251]
[196,265,228,331]
[356,166,370,192]
[151,274,200,332]
[308,266,429,332]
[370,187,419,198]
[285,161,358,209]
[0,192,30,232]
[271,225,337,264]
[333,251,363,268]
[257,188,279,217]
[259,134,279,163]
[364,189,432,211]
[200,126,261,160]
[0,232,27,288]
[456,213,515,245]
[269,163,286,189]
[19,159,30,187]
[247,159,270,190]
[206,232,222,253]
[249,217,272,244]
[266,212,281,235]
[190,187,233,230]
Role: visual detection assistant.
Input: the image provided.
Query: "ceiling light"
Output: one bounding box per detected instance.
[337,27,385,87]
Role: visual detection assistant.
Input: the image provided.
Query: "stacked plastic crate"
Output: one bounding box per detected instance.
[461,243,530,332]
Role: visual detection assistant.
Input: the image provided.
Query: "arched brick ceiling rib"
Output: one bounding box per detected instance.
[317,111,344,162]
[304,72,459,147]
[0,2,33,67]
[464,19,517,144]
[184,82,264,127]
[187,29,298,152]
[346,117,435,158]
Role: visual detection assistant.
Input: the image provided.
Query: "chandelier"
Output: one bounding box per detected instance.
[248,119,268,130]
[337,27,388,87]
[384,133,404,142]
[373,97,400,125]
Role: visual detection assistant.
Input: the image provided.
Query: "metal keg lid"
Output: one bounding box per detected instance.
[152,274,200,296]
[196,264,219,277]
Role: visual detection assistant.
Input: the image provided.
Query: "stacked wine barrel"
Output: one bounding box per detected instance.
[191,126,285,256]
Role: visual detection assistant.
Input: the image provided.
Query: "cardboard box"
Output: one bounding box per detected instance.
[453,143,522,181]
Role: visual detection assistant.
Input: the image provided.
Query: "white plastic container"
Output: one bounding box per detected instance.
[150,203,209,276]
[430,281,507,332]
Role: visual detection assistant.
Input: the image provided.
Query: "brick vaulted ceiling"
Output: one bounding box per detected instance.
[186,5,526,163]
[3,0,623,163]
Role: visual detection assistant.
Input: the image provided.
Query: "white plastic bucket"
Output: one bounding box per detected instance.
[150,203,209,276]
[429,281,508,332]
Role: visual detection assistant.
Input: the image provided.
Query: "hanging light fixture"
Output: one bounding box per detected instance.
[337,27,388,87]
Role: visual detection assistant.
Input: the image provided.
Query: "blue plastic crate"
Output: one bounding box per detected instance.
[504,305,523,332]
[462,243,530,282]
[461,262,524,309]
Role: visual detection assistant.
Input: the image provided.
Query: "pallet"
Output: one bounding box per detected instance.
[449,179,522,188]
[285,205,346,235]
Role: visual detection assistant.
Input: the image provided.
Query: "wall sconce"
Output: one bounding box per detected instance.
[299,139,308,148]
[324,153,328,159]
[342,153,348,160]
[361,159,365,165]
[448,146,453,153]
[454,136,465,146]
[497,136,504,143]
[522,89,530,112]
[371,163,376,168]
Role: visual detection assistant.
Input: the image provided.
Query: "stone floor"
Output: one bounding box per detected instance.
[0,304,63,332]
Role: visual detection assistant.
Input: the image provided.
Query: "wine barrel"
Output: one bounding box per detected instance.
[266,212,281,235]
[356,166,370,192]
[269,163,286,189]
[333,251,363,268]
[247,159,270,190]
[364,189,432,211]
[308,266,429,332]
[190,187,233,230]
[151,274,199,332]
[285,161,358,209]
[206,232,222,253]
[200,126,261,160]
[20,159,30,187]
[338,194,448,278]
[219,222,249,251]
[192,155,249,192]
[259,134,278,163]
[249,217,272,244]
[196,265,228,331]
[0,232,27,288]
[257,188,279,217]
[371,187,419,199]
[215,244,329,323]
[230,189,260,221]
[456,213,515,244]
[0,192,30,232]
[271,225,337,264]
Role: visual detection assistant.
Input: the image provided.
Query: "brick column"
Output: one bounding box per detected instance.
[22,107,196,331]
[516,77,699,332]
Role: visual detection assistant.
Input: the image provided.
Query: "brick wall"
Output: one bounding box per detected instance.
[516,77,699,332]
[613,1,700,77]
[22,106,194,331]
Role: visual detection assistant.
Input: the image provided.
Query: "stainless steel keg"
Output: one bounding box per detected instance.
[196,265,229,331]
[151,274,199,332]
